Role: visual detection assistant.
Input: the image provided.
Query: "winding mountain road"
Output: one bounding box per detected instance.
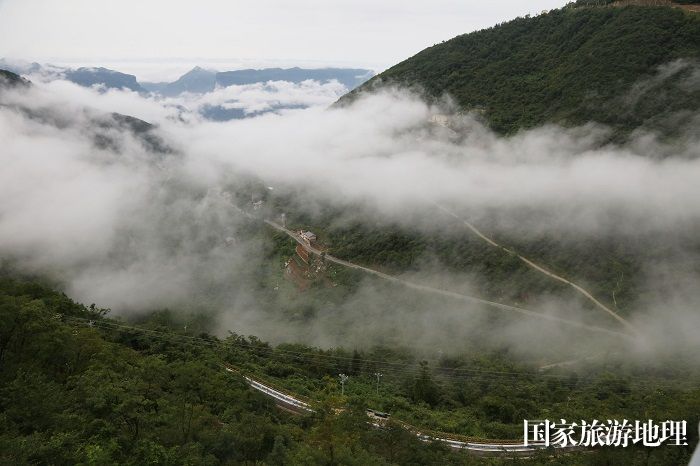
[435,206,637,334]
[226,365,577,457]
[265,219,632,339]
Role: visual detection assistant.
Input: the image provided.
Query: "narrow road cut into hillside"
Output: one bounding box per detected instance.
[434,206,637,334]
[224,364,578,457]
[264,219,633,339]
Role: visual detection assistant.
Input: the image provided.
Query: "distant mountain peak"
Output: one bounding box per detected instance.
[140,66,374,98]
[215,67,374,90]
[63,67,144,93]
[182,66,214,77]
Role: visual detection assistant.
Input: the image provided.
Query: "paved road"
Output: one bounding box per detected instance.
[265,219,631,339]
[229,365,576,457]
[225,366,314,414]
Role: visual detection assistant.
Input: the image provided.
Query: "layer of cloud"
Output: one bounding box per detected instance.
[1,75,699,361]
[16,73,350,122]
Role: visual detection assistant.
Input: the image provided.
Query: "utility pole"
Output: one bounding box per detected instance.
[374,372,383,395]
[339,374,349,395]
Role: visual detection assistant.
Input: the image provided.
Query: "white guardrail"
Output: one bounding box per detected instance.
[227,367,570,456]
[225,367,314,413]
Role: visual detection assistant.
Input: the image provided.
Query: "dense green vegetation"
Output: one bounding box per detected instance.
[0,275,283,464]
[271,200,654,319]
[1,273,698,464]
[345,5,700,138]
[0,273,479,465]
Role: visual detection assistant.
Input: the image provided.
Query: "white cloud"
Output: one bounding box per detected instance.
[2,77,700,356]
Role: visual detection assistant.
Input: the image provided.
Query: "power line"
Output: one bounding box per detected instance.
[58,316,667,385]
[63,316,696,391]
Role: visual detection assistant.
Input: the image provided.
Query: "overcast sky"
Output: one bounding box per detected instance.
[0,0,568,79]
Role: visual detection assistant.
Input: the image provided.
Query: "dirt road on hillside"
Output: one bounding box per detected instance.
[435,206,637,334]
[264,219,633,339]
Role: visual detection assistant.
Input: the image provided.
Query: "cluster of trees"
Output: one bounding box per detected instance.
[0,276,285,464]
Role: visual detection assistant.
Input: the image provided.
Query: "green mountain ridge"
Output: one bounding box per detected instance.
[343,5,700,137]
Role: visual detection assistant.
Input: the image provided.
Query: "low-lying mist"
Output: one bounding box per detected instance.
[1,72,699,363]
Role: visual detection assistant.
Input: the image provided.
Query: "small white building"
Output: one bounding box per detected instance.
[300,231,317,244]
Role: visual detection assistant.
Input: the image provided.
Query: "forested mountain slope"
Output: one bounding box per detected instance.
[0,273,474,465]
[315,4,700,323]
[343,5,700,136]
[1,272,696,464]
